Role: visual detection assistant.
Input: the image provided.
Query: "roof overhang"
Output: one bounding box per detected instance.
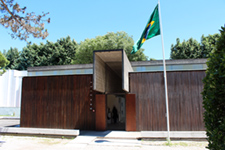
[93,49,133,93]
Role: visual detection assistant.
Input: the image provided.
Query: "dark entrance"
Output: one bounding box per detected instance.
[106,94,126,130]
[95,94,136,131]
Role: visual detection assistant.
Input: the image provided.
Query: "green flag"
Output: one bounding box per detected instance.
[131,5,160,54]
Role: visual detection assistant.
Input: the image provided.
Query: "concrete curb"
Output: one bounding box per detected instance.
[141,131,206,139]
[0,117,20,120]
[0,127,79,137]
[0,126,207,139]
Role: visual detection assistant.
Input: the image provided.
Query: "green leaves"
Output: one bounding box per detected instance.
[74,31,148,64]
[170,34,220,59]
[4,36,77,70]
[0,51,9,74]
[3,31,149,69]
[3,47,20,69]
[170,38,200,59]
[202,27,225,149]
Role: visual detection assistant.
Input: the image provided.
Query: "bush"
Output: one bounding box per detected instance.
[0,52,9,75]
[202,26,225,149]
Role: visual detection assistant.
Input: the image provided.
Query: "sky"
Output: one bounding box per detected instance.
[0,0,224,60]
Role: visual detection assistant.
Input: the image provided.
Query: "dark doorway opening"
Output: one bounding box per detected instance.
[106,94,126,130]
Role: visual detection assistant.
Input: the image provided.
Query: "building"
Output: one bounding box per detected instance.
[20,49,207,131]
[0,70,27,117]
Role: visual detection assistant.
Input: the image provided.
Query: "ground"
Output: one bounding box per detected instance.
[0,135,208,150]
[0,118,208,150]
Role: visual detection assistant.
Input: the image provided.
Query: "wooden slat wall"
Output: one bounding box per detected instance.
[126,94,136,131]
[95,94,106,131]
[167,71,205,131]
[130,72,167,131]
[20,75,95,130]
[129,71,206,131]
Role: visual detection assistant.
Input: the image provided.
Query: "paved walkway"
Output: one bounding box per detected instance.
[80,130,141,139]
[0,118,20,127]
[0,118,207,139]
[0,118,207,150]
[0,135,208,150]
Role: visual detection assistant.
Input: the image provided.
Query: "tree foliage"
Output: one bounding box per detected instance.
[200,34,220,58]
[202,27,225,149]
[74,31,148,64]
[3,32,149,70]
[0,0,50,40]
[5,36,77,70]
[170,34,220,59]
[170,38,200,59]
[3,47,20,69]
[0,51,9,74]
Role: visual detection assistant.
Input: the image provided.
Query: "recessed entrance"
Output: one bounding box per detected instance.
[95,93,136,131]
[106,94,126,130]
[93,50,136,131]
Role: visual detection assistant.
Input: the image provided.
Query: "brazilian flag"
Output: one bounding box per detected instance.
[131,5,160,54]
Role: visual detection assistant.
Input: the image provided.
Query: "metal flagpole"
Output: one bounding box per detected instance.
[158,0,170,141]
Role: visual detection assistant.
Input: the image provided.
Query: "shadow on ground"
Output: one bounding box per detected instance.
[80,130,112,137]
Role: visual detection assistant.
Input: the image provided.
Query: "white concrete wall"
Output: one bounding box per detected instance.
[0,70,27,107]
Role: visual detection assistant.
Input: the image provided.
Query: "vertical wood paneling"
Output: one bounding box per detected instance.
[167,71,205,131]
[21,70,205,131]
[21,75,95,130]
[126,94,136,131]
[95,94,106,131]
[130,70,205,131]
[130,72,167,131]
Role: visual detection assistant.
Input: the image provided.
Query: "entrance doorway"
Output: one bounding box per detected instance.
[106,94,125,130]
[95,94,136,131]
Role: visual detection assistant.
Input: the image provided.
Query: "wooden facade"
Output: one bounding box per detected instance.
[21,70,206,131]
[126,94,136,131]
[20,75,96,130]
[129,70,206,131]
[95,94,106,131]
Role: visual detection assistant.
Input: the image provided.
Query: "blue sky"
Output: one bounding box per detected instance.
[0,0,224,60]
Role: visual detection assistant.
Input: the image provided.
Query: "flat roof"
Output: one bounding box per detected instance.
[131,58,207,66]
[27,58,207,76]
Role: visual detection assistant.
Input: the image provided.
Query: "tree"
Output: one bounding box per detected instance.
[170,38,201,59]
[200,34,220,58]
[0,51,9,74]
[202,27,225,149]
[3,47,20,69]
[74,31,148,64]
[170,34,220,59]
[16,36,77,70]
[0,0,50,41]
[149,58,156,61]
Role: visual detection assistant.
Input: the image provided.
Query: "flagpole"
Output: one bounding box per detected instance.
[158,0,170,142]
